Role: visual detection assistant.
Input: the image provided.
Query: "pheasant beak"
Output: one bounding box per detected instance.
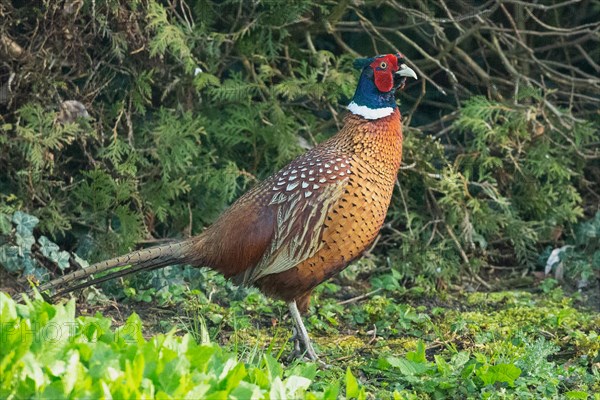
[396,64,417,80]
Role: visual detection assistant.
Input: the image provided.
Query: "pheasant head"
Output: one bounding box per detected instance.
[348,53,417,120]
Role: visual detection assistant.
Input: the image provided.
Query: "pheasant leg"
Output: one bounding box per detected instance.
[288,300,319,362]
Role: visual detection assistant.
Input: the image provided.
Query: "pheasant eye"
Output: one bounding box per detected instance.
[379,61,387,69]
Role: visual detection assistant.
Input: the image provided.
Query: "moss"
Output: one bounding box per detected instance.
[390,338,422,352]
[363,295,394,322]
[326,335,366,353]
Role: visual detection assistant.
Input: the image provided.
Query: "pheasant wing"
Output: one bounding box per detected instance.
[239,153,352,285]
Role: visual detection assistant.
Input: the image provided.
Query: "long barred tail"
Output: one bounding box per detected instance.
[32,238,199,299]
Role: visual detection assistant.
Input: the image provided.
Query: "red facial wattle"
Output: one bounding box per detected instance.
[369,54,400,93]
[373,69,393,92]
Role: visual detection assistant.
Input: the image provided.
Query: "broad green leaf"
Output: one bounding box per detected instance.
[434,354,451,375]
[565,391,589,399]
[229,380,262,400]
[262,353,282,381]
[286,362,317,381]
[406,341,427,364]
[185,383,211,399]
[284,375,311,397]
[321,381,340,400]
[451,351,470,368]
[477,363,521,386]
[40,380,67,399]
[345,367,362,399]
[223,362,247,393]
[269,376,286,400]
[386,356,429,375]
[115,313,144,345]
[62,350,80,395]
[249,367,270,389]
[0,292,18,322]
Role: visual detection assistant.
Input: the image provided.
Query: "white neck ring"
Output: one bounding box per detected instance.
[347,101,394,120]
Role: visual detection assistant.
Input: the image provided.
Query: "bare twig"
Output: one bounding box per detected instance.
[338,288,383,305]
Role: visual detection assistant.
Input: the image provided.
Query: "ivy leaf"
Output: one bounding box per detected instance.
[15,233,35,254]
[38,235,60,258]
[55,251,71,270]
[73,253,90,269]
[21,256,40,276]
[12,211,39,236]
[0,246,22,272]
[38,236,70,270]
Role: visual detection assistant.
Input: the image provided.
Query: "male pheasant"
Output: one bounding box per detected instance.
[34,53,417,361]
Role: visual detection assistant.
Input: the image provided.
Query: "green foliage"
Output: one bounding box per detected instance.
[110,276,600,398]
[1,0,597,287]
[377,342,524,397]
[2,1,598,396]
[2,277,599,398]
[383,91,596,285]
[0,211,88,280]
[354,290,598,399]
[0,291,345,399]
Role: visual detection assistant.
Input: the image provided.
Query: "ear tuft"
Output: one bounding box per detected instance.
[353,57,373,70]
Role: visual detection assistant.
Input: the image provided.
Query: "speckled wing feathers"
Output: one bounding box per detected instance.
[238,153,352,285]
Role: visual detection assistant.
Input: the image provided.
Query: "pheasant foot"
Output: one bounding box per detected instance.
[288,300,327,366]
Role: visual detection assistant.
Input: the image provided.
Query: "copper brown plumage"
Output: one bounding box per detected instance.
[33,53,417,362]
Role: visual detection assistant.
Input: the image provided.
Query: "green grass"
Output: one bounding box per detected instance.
[1,280,599,399]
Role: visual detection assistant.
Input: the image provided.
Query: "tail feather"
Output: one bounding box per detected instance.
[34,239,198,298]
[52,260,168,298]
